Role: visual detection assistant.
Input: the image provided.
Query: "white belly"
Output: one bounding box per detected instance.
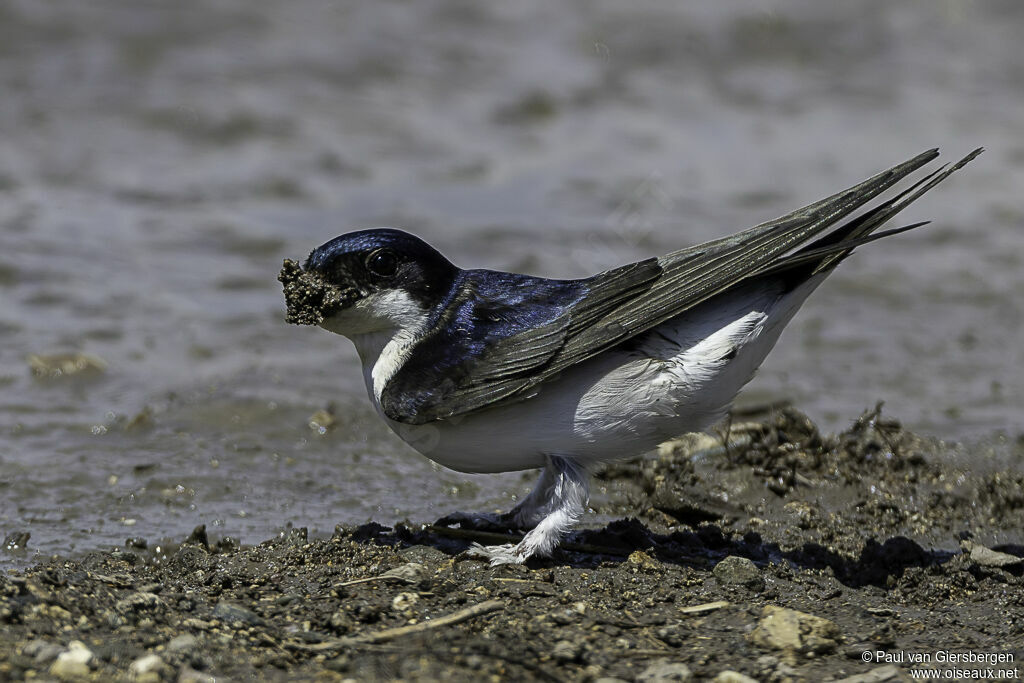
[363,277,821,474]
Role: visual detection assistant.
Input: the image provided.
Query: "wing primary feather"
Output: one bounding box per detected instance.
[805,147,982,274]
[541,148,949,377]
[754,222,930,278]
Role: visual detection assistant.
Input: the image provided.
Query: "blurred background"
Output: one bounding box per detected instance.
[1,0,1021,568]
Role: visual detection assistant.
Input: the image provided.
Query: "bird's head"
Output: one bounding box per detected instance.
[279,228,458,337]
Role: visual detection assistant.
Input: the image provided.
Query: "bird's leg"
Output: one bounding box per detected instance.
[499,462,559,529]
[467,455,589,566]
[433,459,558,532]
[433,510,508,533]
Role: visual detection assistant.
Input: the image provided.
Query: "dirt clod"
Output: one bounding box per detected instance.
[278,258,353,326]
[713,555,764,591]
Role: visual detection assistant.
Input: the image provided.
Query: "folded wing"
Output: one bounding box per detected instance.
[381,148,979,425]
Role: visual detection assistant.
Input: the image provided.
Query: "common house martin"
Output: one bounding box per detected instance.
[280,148,980,565]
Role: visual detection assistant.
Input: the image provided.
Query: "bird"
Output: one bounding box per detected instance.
[279,148,980,565]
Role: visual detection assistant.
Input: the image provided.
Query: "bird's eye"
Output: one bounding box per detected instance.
[365,248,398,278]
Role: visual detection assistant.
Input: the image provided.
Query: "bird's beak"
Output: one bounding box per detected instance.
[279,259,359,326]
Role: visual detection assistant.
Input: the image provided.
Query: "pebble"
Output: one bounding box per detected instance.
[713,556,764,591]
[833,665,905,682]
[50,640,93,680]
[167,633,198,652]
[749,605,841,655]
[129,653,166,682]
[636,660,693,682]
[185,525,210,549]
[177,666,217,683]
[962,540,1024,568]
[552,639,580,662]
[213,600,264,625]
[627,550,662,571]
[22,639,64,664]
[712,671,758,683]
[380,562,427,584]
[181,617,213,630]
[116,591,163,614]
[391,591,419,615]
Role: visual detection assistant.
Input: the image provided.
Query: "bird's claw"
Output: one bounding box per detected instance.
[467,542,527,566]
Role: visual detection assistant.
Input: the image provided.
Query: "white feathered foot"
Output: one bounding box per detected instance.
[455,455,589,566]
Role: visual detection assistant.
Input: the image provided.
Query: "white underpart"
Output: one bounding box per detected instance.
[323,275,828,564]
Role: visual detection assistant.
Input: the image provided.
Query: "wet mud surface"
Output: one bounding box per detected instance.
[4,409,1022,681]
[3,0,1023,571]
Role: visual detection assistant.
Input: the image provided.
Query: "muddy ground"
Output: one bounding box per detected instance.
[2,407,1023,682]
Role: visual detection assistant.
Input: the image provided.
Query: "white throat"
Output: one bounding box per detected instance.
[325,289,430,402]
[352,326,423,401]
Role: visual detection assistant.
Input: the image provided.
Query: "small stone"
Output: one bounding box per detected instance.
[962,540,1024,568]
[552,639,580,662]
[655,625,687,647]
[213,601,264,626]
[116,592,163,614]
[845,643,879,661]
[712,671,759,683]
[50,640,93,680]
[167,634,198,653]
[551,609,577,626]
[832,664,904,682]
[129,653,166,682]
[41,604,72,621]
[182,618,213,630]
[324,654,351,673]
[379,562,427,584]
[329,610,354,635]
[105,609,127,628]
[185,525,210,550]
[178,666,217,683]
[22,639,64,664]
[713,556,764,591]
[391,591,419,615]
[636,660,693,682]
[749,605,841,655]
[627,550,661,571]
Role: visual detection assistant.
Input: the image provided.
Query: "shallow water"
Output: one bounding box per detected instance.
[2,0,1022,569]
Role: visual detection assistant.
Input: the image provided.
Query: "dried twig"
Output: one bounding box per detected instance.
[333,563,424,588]
[679,600,730,615]
[357,600,503,644]
[288,600,504,651]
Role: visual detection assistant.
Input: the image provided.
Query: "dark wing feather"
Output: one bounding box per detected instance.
[379,260,661,423]
[383,149,977,425]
